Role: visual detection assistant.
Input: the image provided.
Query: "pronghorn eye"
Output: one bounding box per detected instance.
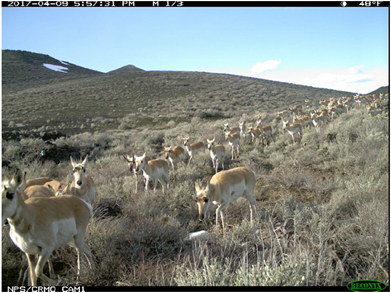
[6,191,14,200]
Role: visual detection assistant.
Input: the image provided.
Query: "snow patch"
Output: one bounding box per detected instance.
[60,60,70,65]
[43,63,68,73]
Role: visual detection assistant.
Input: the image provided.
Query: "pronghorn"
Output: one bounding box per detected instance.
[367,99,381,114]
[276,110,290,120]
[123,154,152,192]
[319,99,330,107]
[26,177,52,188]
[195,167,257,232]
[20,178,65,279]
[247,125,262,144]
[329,104,346,119]
[223,122,241,136]
[68,155,96,204]
[239,121,246,138]
[256,116,273,145]
[293,114,313,129]
[342,96,354,111]
[2,170,93,286]
[311,115,322,133]
[282,118,302,143]
[224,131,240,160]
[164,145,186,169]
[134,153,170,193]
[43,180,67,196]
[206,138,226,173]
[289,104,303,118]
[183,137,205,166]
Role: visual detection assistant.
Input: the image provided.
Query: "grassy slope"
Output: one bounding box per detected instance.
[2,50,389,287]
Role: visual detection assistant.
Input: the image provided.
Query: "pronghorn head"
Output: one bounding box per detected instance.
[195,180,211,222]
[183,137,190,147]
[164,146,173,160]
[223,123,230,132]
[134,153,148,173]
[70,155,88,188]
[2,169,26,225]
[206,138,215,150]
[224,131,231,141]
[124,154,138,174]
[282,119,289,130]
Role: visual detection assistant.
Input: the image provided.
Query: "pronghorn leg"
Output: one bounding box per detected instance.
[214,159,218,173]
[26,254,36,286]
[187,156,192,166]
[134,174,138,193]
[145,177,150,191]
[48,258,56,279]
[164,173,170,190]
[35,251,56,285]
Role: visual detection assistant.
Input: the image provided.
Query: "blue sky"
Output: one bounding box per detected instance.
[2,4,389,93]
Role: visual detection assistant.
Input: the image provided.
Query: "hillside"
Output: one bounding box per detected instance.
[2,50,359,137]
[1,50,389,288]
[367,85,389,96]
[2,50,102,86]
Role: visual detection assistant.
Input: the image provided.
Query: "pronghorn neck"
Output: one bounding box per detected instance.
[8,196,32,234]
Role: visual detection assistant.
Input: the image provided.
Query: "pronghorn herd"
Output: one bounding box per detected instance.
[2,92,386,286]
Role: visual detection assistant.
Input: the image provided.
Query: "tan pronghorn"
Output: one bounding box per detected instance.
[256,116,274,145]
[206,138,226,173]
[195,167,257,232]
[223,123,241,136]
[289,104,303,118]
[282,118,302,143]
[2,170,93,286]
[164,145,186,169]
[329,104,346,119]
[239,121,246,138]
[276,110,290,120]
[134,153,170,193]
[224,131,240,160]
[247,125,262,144]
[20,178,66,279]
[319,99,330,107]
[123,154,152,192]
[367,99,381,114]
[183,137,205,166]
[68,155,96,204]
[43,180,67,196]
[293,114,313,129]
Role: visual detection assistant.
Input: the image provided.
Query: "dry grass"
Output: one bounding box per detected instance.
[2,101,389,289]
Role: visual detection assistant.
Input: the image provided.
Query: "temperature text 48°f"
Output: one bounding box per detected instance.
[359,1,383,6]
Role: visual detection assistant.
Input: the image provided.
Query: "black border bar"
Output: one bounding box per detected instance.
[2,1,390,7]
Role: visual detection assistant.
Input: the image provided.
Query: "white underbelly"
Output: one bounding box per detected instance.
[10,218,78,254]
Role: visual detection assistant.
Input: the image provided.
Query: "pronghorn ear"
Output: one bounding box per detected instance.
[16,171,27,192]
[124,154,132,162]
[195,181,200,191]
[205,180,211,194]
[70,156,76,167]
[10,168,23,187]
[81,154,89,166]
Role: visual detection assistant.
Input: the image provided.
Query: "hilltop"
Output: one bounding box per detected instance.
[2,50,102,86]
[108,64,145,74]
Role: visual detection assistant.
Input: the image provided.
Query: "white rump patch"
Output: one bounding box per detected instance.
[43,63,68,73]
